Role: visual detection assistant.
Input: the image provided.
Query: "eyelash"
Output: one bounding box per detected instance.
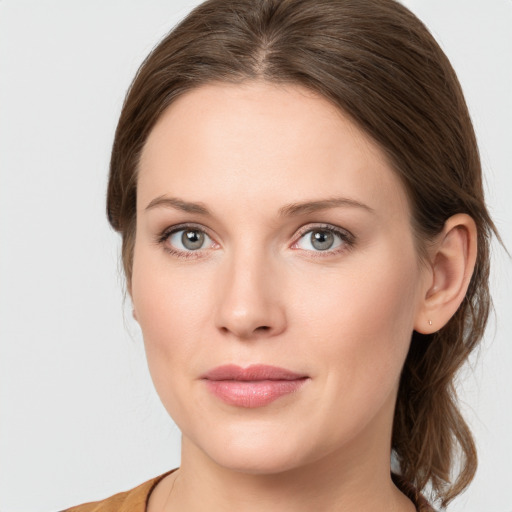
[155,223,355,260]
[293,223,355,258]
[156,223,214,260]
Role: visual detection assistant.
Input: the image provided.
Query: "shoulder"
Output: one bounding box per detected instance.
[61,470,175,512]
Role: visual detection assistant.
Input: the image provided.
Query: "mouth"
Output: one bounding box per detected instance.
[201,364,309,408]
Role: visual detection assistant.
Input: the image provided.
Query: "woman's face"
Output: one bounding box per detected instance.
[132,82,430,474]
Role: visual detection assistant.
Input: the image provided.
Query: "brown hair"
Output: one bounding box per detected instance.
[107,0,497,506]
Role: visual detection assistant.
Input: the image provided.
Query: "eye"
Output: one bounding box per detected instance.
[162,226,216,253]
[293,226,353,253]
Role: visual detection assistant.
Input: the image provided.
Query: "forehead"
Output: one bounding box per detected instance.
[137,81,410,218]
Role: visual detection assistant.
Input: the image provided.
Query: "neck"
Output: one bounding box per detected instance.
[159,432,415,512]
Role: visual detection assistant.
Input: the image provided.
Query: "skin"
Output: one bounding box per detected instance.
[131,82,477,512]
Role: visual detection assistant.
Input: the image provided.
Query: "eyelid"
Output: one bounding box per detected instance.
[157,222,216,242]
[155,222,355,258]
[156,222,219,258]
[290,223,355,254]
[293,223,354,240]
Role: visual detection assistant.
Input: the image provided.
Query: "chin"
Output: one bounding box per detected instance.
[210,448,307,476]
[191,423,315,475]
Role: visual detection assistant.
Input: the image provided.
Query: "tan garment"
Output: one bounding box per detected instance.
[62,471,174,512]
[62,470,436,511]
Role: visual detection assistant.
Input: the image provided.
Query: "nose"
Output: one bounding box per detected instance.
[214,248,287,340]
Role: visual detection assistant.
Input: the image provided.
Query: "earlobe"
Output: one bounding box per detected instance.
[415,214,477,334]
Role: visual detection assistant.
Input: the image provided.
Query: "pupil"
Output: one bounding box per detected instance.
[311,230,334,250]
[182,230,204,250]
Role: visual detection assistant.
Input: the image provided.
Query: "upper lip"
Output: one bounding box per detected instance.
[201,364,307,381]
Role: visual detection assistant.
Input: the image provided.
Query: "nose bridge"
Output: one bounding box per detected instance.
[215,241,286,339]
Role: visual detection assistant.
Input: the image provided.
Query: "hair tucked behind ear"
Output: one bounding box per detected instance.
[106,0,498,506]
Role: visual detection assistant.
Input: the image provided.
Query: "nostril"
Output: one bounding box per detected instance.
[256,326,271,331]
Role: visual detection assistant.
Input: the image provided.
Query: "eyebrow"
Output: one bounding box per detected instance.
[144,195,374,216]
[278,197,375,217]
[145,196,210,214]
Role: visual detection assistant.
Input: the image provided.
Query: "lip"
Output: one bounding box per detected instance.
[201,364,309,408]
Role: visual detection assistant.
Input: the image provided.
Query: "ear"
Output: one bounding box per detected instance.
[414,213,477,334]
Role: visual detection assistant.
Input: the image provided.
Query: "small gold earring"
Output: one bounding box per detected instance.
[428,319,432,326]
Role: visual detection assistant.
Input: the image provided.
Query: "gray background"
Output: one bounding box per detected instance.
[1,1,511,511]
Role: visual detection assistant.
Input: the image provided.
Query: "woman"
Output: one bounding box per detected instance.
[63,0,497,510]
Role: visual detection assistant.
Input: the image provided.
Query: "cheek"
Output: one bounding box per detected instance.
[132,236,212,337]
[292,247,421,402]
[130,245,210,407]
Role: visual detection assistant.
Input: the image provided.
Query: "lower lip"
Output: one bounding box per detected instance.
[204,379,308,408]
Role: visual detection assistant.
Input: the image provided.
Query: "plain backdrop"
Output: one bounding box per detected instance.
[0,1,511,511]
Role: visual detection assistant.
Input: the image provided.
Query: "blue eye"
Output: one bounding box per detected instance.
[294,227,351,253]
